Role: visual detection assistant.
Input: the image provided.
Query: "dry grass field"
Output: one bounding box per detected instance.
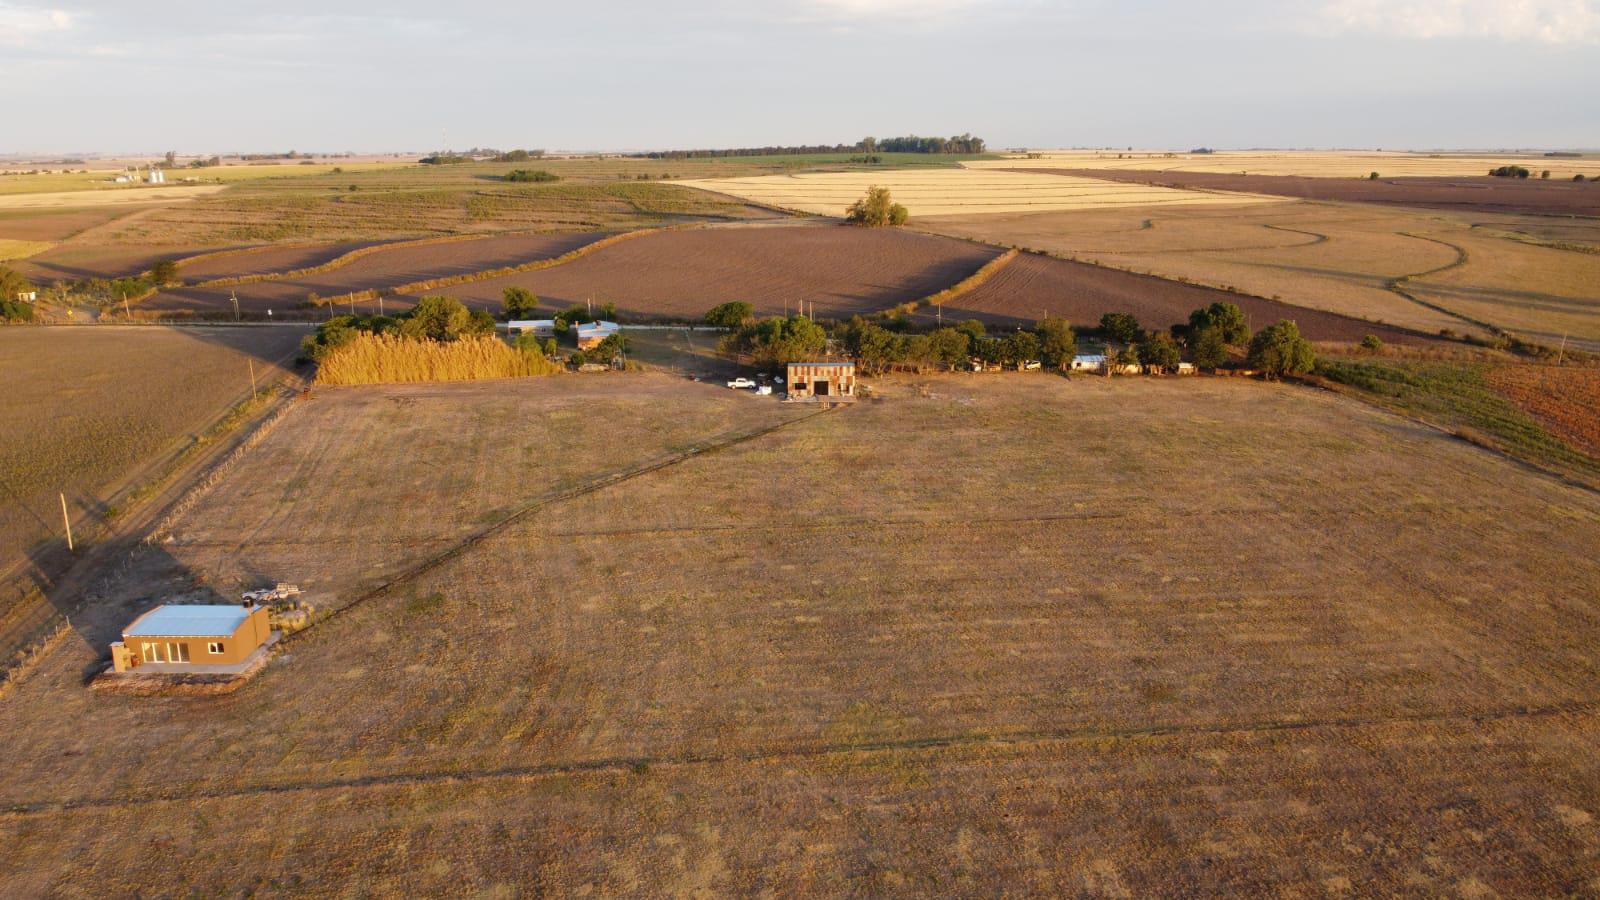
[0,326,307,581]
[3,374,1598,893]
[964,150,1600,180]
[676,169,1283,217]
[919,202,1600,347]
[0,185,226,209]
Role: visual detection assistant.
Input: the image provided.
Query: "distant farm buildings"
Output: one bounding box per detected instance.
[110,604,276,675]
[1069,354,1106,372]
[505,319,556,338]
[786,361,857,400]
[575,320,620,350]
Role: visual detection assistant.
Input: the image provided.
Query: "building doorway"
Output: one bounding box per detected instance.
[814,379,831,396]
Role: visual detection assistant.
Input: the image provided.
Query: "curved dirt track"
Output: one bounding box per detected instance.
[146,232,610,313]
[406,222,1005,319]
[915,251,1428,343]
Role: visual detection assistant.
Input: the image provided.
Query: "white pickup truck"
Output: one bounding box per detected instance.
[727,377,757,390]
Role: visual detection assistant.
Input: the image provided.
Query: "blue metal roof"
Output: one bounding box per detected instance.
[125,605,254,638]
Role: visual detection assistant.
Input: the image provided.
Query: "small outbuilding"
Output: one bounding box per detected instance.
[110,604,276,674]
[786,361,857,400]
[575,320,621,350]
[1069,354,1106,373]
[505,319,556,338]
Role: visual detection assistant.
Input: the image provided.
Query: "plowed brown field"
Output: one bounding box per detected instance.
[401,223,1003,320]
[146,232,609,314]
[175,239,398,281]
[1488,365,1600,457]
[913,251,1424,343]
[1034,169,1600,218]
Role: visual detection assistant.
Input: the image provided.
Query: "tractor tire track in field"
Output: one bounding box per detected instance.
[275,404,841,641]
[6,696,1597,818]
[1381,232,1497,334]
[1041,222,1328,257]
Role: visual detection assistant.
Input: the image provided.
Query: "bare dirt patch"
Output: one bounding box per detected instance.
[1487,365,1600,457]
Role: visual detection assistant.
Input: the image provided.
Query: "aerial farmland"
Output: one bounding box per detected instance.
[3,3,1599,893]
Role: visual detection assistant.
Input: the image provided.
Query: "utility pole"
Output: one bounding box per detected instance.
[249,359,257,396]
[122,290,131,319]
[378,294,384,317]
[59,493,74,552]
[349,293,356,316]
[231,290,240,321]
[1557,332,1569,366]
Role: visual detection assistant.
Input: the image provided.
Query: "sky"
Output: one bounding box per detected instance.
[3,0,1597,154]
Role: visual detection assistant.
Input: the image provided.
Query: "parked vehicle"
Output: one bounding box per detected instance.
[727,377,756,389]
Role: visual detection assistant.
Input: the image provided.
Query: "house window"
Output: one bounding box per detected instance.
[141,643,158,663]
[207,641,224,655]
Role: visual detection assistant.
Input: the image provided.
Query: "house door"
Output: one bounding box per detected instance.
[165,642,190,663]
[141,643,158,664]
[814,379,830,396]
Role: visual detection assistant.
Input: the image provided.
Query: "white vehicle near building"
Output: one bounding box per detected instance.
[727,377,757,389]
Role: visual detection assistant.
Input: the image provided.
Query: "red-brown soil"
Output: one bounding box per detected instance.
[1027,169,1600,217]
[0,207,132,243]
[176,240,398,281]
[16,244,221,281]
[1487,365,1600,457]
[916,251,1427,344]
[146,232,610,314]
[408,223,1004,320]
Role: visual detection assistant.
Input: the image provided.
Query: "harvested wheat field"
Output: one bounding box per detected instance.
[4,374,1599,894]
[421,222,1003,319]
[919,201,1600,345]
[0,185,226,210]
[0,325,307,584]
[146,231,611,314]
[173,238,399,281]
[677,169,1283,217]
[913,250,1422,343]
[964,149,1600,180]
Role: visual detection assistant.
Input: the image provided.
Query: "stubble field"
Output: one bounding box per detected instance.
[918,201,1600,347]
[676,168,1283,217]
[3,374,1598,894]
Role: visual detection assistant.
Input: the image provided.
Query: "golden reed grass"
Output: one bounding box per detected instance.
[316,333,563,385]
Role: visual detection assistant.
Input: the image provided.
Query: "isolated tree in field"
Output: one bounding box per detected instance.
[149,259,179,287]
[1188,301,1250,345]
[705,301,754,329]
[1190,327,1230,369]
[1369,172,1380,180]
[1099,312,1142,345]
[845,186,909,227]
[1359,334,1385,353]
[502,286,539,319]
[1034,317,1077,368]
[1247,320,1316,377]
[1137,332,1181,370]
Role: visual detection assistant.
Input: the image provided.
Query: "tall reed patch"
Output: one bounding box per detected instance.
[317,333,562,385]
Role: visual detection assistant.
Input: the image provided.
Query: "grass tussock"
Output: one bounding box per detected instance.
[316,333,562,385]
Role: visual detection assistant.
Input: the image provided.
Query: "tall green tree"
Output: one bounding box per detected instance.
[1247,320,1316,377]
[1138,332,1181,370]
[149,259,180,287]
[1190,327,1230,369]
[1188,301,1251,345]
[1034,317,1077,368]
[705,301,754,329]
[0,266,35,302]
[399,295,493,342]
[926,327,972,368]
[502,286,540,319]
[1099,312,1142,344]
[1000,330,1041,365]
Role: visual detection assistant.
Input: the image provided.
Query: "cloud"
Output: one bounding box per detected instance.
[1317,0,1600,43]
[787,0,999,24]
[0,4,74,46]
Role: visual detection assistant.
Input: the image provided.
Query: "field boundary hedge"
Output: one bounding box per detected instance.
[882,247,1019,318]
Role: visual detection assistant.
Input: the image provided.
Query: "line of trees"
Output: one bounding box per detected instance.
[639,134,986,160]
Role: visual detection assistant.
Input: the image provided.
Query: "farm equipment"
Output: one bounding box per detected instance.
[242,583,316,633]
